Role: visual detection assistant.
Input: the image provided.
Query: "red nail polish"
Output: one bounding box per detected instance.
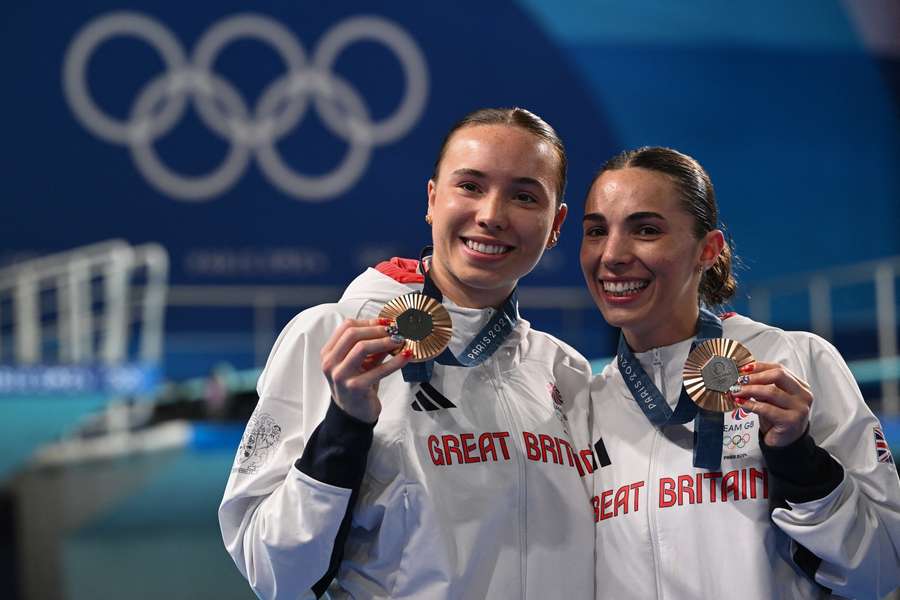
[739,363,755,374]
[733,397,746,405]
[378,318,391,326]
[402,348,413,359]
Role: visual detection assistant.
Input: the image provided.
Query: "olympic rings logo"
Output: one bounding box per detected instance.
[723,432,752,450]
[62,12,429,202]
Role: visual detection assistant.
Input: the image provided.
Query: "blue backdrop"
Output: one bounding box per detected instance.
[1,0,898,363]
[2,4,899,598]
[1,1,615,289]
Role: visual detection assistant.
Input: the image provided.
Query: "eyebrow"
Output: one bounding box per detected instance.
[582,211,666,222]
[450,168,545,189]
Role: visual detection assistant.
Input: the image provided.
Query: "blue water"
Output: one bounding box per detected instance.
[0,394,110,480]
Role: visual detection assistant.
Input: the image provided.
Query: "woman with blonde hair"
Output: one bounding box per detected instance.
[220,108,596,599]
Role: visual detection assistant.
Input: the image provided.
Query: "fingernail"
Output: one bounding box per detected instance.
[739,363,755,374]
[386,325,400,336]
[378,318,391,326]
[733,397,745,405]
[390,334,405,344]
[402,348,413,359]
[738,375,751,385]
[729,384,742,394]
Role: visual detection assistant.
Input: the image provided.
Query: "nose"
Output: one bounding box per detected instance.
[601,229,633,270]
[476,191,508,231]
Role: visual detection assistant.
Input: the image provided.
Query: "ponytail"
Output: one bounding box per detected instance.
[700,238,737,306]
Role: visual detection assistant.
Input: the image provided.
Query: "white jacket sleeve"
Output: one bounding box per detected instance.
[766,333,900,598]
[218,307,363,600]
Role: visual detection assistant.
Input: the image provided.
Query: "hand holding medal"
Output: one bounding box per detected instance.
[682,338,813,447]
[728,361,813,447]
[320,317,414,423]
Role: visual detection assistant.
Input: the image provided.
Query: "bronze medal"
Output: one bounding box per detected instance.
[683,338,754,412]
[378,293,452,363]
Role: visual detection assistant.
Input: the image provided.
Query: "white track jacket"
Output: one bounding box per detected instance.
[591,313,900,599]
[219,260,595,599]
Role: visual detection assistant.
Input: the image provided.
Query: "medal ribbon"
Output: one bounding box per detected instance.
[617,307,725,469]
[401,247,519,383]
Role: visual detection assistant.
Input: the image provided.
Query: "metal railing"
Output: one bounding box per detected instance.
[1,248,894,408]
[746,256,900,414]
[0,240,169,366]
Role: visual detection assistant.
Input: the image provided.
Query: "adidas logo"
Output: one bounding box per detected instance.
[594,438,612,468]
[411,382,457,412]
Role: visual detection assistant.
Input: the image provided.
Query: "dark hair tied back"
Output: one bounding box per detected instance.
[595,146,737,306]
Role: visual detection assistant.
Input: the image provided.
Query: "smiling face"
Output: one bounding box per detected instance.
[427,124,567,308]
[580,167,723,351]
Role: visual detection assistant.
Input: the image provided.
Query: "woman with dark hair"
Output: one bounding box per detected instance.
[219,108,596,599]
[582,146,900,599]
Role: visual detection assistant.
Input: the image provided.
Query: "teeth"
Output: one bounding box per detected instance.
[602,280,649,295]
[465,240,509,255]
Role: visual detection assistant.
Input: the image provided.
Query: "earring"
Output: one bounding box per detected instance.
[425,214,433,225]
[546,230,560,249]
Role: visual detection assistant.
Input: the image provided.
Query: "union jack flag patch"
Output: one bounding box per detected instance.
[874,426,894,464]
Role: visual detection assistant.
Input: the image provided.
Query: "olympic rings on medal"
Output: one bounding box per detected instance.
[722,432,752,450]
[62,12,429,202]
